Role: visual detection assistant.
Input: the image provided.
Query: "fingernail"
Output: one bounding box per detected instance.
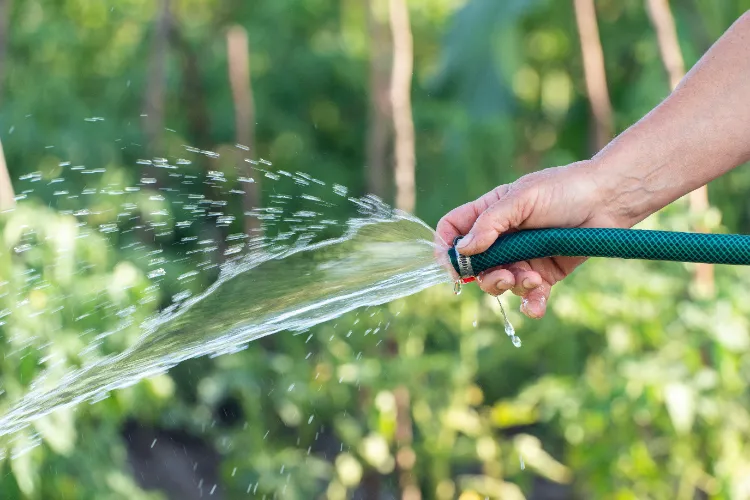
[496,279,509,291]
[521,298,543,318]
[522,278,535,289]
[520,298,534,315]
[456,234,474,251]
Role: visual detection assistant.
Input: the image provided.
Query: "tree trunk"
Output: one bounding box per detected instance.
[389,0,415,214]
[0,0,11,105]
[226,25,261,235]
[0,139,14,211]
[645,0,713,295]
[143,0,171,155]
[366,0,391,199]
[572,0,613,153]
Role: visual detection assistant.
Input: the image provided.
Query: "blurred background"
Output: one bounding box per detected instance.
[1,0,750,499]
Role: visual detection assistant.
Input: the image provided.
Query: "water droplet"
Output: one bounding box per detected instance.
[512,335,522,348]
[519,455,525,470]
[147,268,166,279]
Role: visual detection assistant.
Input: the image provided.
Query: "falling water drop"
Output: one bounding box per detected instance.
[496,296,521,348]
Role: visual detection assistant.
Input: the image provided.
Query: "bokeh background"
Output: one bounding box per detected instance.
[2,0,750,499]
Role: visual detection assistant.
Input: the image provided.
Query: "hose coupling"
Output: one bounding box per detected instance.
[451,236,476,284]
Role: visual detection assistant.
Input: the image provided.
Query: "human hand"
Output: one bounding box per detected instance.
[436,161,631,318]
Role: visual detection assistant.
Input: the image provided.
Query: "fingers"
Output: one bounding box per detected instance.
[520,285,549,319]
[455,188,530,256]
[477,268,515,295]
[479,262,550,318]
[506,263,549,318]
[509,265,543,295]
[435,186,509,248]
[435,202,480,248]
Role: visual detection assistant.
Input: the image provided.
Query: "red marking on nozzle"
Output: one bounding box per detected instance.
[460,276,476,284]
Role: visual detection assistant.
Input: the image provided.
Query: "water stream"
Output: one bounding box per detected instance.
[0,195,453,437]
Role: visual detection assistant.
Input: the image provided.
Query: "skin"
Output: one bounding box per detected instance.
[437,10,750,319]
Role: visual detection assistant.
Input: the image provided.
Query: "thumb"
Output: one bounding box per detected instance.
[455,193,527,256]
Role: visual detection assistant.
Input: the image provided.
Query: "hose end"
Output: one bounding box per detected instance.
[449,236,476,283]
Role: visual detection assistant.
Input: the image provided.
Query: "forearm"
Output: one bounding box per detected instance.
[593,10,750,227]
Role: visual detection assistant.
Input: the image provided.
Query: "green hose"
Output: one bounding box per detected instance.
[448,228,750,279]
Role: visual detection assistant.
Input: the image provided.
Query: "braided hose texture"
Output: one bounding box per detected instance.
[449,228,750,278]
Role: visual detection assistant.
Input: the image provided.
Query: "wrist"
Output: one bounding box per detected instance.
[585,154,666,229]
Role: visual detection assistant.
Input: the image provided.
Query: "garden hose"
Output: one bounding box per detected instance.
[448,228,750,282]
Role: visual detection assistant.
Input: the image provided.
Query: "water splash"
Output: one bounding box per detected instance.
[0,195,452,437]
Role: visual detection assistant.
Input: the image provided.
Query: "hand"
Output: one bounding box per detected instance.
[436,160,630,318]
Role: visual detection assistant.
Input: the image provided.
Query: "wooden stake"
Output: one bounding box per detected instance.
[388,2,420,495]
[389,0,415,214]
[573,0,614,153]
[646,0,713,294]
[226,25,261,235]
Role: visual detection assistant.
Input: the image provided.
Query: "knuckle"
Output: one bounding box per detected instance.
[435,215,453,233]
